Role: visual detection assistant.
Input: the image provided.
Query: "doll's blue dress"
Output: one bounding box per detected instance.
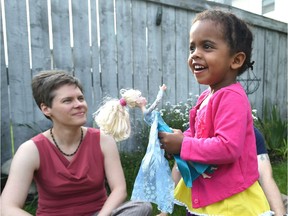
[131,88,213,213]
[131,110,175,213]
[131,88,174,213]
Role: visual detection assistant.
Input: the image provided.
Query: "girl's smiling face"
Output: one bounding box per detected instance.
[187,20,239,91]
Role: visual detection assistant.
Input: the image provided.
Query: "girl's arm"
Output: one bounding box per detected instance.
[1,140,39,216]
[98,132,127,216]
[145,84,166,114]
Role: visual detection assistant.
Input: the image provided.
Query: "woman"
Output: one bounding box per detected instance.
[1,70,152,216]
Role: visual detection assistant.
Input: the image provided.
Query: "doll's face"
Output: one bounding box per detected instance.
[136,96,147,107]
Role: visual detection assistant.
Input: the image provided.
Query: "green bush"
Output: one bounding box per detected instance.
[160,95,197,131]
[254,102,287,161]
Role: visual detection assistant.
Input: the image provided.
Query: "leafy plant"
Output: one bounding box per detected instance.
[254,102,287,161]
[24,194,38,215]
[135,94,197,152]
[160,94,197,131]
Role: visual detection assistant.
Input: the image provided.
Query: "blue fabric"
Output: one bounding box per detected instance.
[154,111,213,188]
[132,111,214,214]
[131,111,175,213]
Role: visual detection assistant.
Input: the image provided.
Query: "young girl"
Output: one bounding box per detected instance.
[158,9,271,215]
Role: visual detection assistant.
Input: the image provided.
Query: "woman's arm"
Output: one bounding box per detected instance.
[1,140,39,216]
[258,154,286,216]
[98,132,127,216]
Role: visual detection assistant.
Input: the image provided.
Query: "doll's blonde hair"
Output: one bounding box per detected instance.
[93,88,142,142]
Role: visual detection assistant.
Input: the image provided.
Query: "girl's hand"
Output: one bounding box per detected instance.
[158,129,183,154]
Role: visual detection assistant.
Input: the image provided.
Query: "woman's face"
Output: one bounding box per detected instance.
[43,84,87,127]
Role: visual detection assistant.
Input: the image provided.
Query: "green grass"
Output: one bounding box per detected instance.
[271,160,287,194]
[23,152,287,215]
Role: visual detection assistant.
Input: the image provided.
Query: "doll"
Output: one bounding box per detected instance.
[94,85,174,213]
[94,85,175,213]
[127,84,175,213]
[93,84,214,213]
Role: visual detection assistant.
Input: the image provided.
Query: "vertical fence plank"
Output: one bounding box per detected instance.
[1,10,12,163]
[263,31,279,107]
[276,33,287,118]
[29,0,51,74]
[161,5,176,104]
[72,0,94,126]
[29,0,52,131]
[90,0,102,110]
[147,2,162,102]
[115,0,133,90]
[131,0,148,95]
[5,0,34,153]
[51,0,73,70]
[98,0,118,97]
[122,0,149,152]
[175,9,192,103]
[247,27,265,116]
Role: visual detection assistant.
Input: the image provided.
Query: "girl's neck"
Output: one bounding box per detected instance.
[199,89,214,110]
[210,80,237,93]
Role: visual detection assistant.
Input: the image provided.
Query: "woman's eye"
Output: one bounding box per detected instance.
[78,96,85,102]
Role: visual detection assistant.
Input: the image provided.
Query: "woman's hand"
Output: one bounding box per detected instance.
[158,129,183,154]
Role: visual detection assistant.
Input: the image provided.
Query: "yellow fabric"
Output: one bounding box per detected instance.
[174,179,271,216]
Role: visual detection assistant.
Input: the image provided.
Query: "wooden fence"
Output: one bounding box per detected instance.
[1,0,287,163]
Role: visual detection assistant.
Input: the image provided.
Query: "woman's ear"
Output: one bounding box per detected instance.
[231,52,246,70]
[41,103,51,117]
